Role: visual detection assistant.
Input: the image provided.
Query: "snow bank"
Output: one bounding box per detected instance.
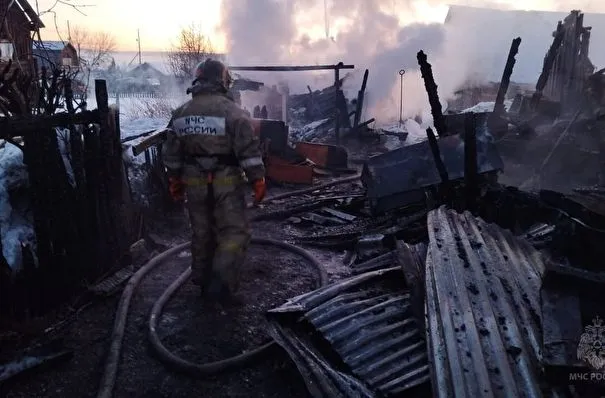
[0,144,35,271]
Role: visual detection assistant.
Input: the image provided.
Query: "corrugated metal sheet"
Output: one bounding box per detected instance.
[351,250,397,274]
[267,267,430,397]
[351,242,427,275]
[425,206,549,397]
[361,113,503,212]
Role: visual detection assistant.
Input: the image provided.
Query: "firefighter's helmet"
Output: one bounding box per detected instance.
[193,59,233,91]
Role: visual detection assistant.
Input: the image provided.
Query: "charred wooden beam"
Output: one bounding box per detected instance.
[417,51,447,136]
[464,112,478,211]
[531,22,564,109]
[132,130,167,156]
[356,118,375,130]
[0,110,100,137]
[354,69,369,128]
[120,129,157,144]
[426,127,448,183]
[494,37,521,114]
[229,64,354,72]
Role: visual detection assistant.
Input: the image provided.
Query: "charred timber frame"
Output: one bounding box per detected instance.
[543,11,593,114]
[531,22,564,109]
[229,63,355,144]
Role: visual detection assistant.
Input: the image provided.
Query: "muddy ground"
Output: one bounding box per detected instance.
[1,202,351,398]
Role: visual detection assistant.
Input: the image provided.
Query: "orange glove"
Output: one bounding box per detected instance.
[168,176,185,202]
[252,178,266,205]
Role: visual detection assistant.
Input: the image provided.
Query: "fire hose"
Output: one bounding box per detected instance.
[96,174,360,398]
[97,236,327,398]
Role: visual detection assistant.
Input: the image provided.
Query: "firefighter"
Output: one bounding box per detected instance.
[161,58,266,303]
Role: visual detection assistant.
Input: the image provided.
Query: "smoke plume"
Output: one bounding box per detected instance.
[219,0,605,123]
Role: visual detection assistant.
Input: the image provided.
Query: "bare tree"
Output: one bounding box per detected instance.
[69,25,88,61]
[167,24,214,80]
[70,25,116,70]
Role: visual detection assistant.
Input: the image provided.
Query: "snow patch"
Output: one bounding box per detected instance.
[461,100,513,114]
[0,144,35,271]
[378,118,431,149]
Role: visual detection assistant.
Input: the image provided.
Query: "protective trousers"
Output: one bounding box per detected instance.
[183,165,251,295]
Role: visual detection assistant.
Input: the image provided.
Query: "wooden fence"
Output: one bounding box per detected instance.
[0,77,139,320]
[108,92,183,99]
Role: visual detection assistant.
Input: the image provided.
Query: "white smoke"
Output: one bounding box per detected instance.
[219,0,605,123]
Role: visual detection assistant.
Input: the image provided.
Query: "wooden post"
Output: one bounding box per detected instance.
[94,79,117,271]
[334,62,341,144]
[464,113,478,212]
[426,127,451,199]
[354,69,369,129]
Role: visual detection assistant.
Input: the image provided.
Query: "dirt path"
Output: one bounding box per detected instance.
[3,213,343,398]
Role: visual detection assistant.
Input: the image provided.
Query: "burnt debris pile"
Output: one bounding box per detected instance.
[252,9,605,397]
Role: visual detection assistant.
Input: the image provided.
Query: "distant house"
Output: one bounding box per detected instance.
[0,0,45,74]
[128,62,166,82]
[120,62,169,92]
[32,41,79,72]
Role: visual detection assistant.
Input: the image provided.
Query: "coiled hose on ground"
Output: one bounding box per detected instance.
[96,174,360,398]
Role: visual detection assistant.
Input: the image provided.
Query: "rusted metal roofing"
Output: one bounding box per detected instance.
[425,206,549,397]
[267,267,430,398]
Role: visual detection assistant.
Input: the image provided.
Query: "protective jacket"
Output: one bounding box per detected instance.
[162,82,265,183]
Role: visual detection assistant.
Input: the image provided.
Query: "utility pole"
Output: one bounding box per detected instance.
[399,69,405,124]
[137,29,142,64]
[67,20,71,41]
